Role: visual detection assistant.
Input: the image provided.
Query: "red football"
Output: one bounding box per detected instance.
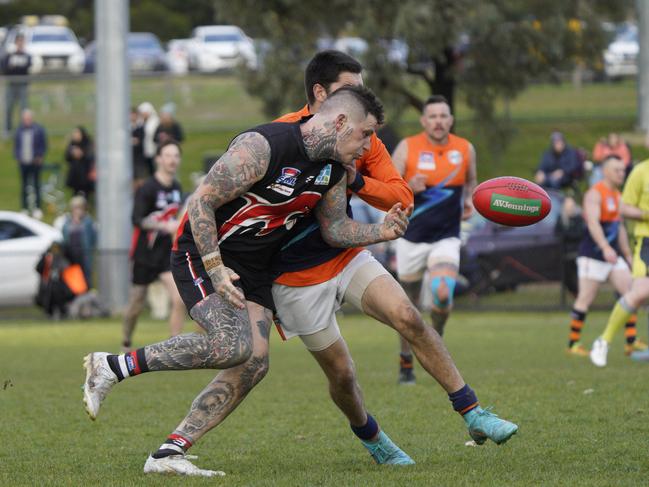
[472,176,551,226]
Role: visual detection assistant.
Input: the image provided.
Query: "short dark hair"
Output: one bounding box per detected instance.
[156,140,182,156]
[326,85,385,125]
[304,50,363,106]
[423,95,451,112]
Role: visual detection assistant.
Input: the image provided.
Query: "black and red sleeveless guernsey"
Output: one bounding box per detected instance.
[171,120,345,312]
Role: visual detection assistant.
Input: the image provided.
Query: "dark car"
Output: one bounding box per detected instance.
[84,32,168,73]
[459,190,580,295]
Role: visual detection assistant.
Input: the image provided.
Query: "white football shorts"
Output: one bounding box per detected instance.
[395,237,461,282]
[272,250,389,351]
[576,256,628,283]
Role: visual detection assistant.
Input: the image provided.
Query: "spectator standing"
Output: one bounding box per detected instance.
[2,33,31,136]
[130,106,148,189]
[137,102,159,176]
[14,109,47,219]
[56,195,97,287]
[535,131,583,191]
[64,126,95,197]
[154,103,184,147]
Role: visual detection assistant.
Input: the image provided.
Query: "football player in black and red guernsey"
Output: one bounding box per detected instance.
[122,140,186,351]
[82,86,412,477]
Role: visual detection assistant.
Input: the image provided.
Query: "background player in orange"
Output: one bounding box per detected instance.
[566,156,646,356]
[392,95,477,384]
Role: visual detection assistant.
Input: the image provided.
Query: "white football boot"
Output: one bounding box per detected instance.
[590,337,609,368]
[82,352,118,420]
[144,455,225,477]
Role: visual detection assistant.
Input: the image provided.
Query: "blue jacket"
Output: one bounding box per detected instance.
[538,145,582,189]
[14,123,47,163]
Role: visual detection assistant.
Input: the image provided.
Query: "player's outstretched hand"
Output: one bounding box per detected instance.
[210,265,245,309]
[380,203,413,241]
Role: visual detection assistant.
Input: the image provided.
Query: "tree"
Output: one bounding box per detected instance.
[215,0,634,152]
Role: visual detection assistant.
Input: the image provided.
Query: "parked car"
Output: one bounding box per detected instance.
[84,32,168,73]
[2,24,85,74]
[458,191,579,295]
[318,36,409,68]
[0,211,61,306]
[603,23,638,80]
[166,38,191,74]
[187,25,257,72]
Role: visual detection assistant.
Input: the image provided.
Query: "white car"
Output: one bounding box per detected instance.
[188,25,257,72]
[0,211,61,306]
[603,23,638,79]
[3,24,85,74]
[166,39,191,74]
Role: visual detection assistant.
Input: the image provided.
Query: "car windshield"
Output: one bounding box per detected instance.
[203,33,242,42]
[32,31,75,43]
[128,36,161,50]
[615,26,637,43]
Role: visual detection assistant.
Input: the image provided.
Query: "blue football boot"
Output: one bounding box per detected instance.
[464,407,518,445]
[361,431,415,465]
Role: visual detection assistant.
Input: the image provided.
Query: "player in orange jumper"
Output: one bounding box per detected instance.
[392,95,477,383]
[566,156,646,356]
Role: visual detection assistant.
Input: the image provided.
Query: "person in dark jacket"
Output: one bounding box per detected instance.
[2,33,31,134]
[13,109,47,218]
[535,131,583,190]
[64,126,95,197]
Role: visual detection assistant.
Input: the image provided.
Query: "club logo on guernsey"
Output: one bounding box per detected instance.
[490,193,541,216]
[448,150,463,165]
[606,196,617,212]
[418,151,435,170]
[315,164,332,185]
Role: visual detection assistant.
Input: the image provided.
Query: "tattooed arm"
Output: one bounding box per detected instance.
[187,132,270,308]
[315,176,413,248]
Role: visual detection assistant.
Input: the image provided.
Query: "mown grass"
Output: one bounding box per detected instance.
[1,311,648,486]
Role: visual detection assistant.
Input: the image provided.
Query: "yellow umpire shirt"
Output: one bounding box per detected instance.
[622,159,649,238]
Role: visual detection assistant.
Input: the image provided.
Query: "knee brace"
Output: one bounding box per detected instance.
[430,276,456,309]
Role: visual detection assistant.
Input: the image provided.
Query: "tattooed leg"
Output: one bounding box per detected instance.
[144,292,253,371]
[171,302,272,443]
[122,284,148,348]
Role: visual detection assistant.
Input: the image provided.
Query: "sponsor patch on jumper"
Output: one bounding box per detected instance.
[490,193,541,216]
[276,167,301,187]
[125,354,136,373]
[417,151,435,170]
[267,183,295,196]
[315,164,332,185]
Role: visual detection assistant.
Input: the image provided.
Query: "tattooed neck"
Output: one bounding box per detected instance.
[302,121,340,161]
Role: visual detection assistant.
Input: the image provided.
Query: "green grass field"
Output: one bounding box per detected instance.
[1,311,648,486]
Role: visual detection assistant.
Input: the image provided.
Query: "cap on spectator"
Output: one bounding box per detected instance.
[550,131,565,143]
[160,102,176,116]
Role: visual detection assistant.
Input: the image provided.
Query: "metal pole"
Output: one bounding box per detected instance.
[95,0,131,312]
[638,0,649,131]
